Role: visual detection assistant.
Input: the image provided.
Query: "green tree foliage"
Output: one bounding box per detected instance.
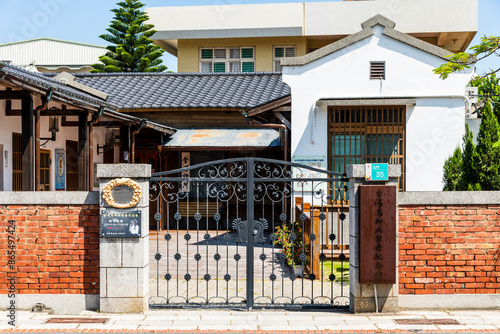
[442,146,462,191]
[457,124,481,191]
[434,36,500,79]
[442,105,500,191]
[475,102,500,189]
[91,0,167,73]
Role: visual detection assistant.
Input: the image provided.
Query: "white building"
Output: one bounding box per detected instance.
[282,15,474,191]
[0,38,106,73]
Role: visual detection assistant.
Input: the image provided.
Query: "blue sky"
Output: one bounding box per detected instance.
[0,0,498,74]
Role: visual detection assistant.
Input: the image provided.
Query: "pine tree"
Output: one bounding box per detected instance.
[442,146,462,191]
[475,101,500,190]
[91,0,167,73]
[457,124,481,191]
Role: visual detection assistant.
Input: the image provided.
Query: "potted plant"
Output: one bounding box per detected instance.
[274,220,310,276]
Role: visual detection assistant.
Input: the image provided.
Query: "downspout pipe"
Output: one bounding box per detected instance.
[246,122,288,161]
[131,120,146,164]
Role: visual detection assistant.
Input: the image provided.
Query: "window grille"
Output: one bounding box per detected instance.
[328,106,406,195]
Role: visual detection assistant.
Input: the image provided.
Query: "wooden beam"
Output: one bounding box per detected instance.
[78,113,89,191]
[6,109,86,116]
[0,90,32,100]
[272,106,291,113]
[247,96,291,117]
[21,95,33,191]
[437,32,448,47]
[273,111,291,130]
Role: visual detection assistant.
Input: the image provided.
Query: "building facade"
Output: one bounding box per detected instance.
[147,0,477,73]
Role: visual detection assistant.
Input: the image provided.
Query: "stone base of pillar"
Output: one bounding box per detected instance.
[350,293,398,313]
[100,297,148,313]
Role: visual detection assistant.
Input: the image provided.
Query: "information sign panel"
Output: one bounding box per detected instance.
[100,210,141,238]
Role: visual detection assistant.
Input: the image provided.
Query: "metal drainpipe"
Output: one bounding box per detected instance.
[34,102,48,191]
[131,121,145,164]
[89,116,99,190]
[247,122,288,161]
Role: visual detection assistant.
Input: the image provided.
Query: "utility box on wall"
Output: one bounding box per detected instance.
[359,185,397,284]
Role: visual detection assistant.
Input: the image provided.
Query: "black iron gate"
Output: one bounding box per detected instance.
[149,157,349,309]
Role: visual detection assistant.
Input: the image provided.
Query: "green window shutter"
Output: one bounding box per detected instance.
[242,62,254,72]
[274,47,284,58]
[214,62,226,73]
[241,48,254,59]
[201,49,213,59]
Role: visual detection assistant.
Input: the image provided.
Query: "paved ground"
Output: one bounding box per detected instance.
[149,231,349,307]
[2,310,500,332]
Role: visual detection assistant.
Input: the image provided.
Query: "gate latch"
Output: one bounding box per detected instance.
[233,218,269,243]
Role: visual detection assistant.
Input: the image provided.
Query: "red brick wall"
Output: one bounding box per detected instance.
[399,205,500,295]
[0,205,99,294]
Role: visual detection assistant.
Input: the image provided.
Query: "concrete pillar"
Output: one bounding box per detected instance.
[97,164,150,313]
[348,164,401,313]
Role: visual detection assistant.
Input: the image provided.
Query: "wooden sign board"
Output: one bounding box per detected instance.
[359,185,397,284]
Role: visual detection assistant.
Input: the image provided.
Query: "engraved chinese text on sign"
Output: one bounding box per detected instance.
[359,185,397,284]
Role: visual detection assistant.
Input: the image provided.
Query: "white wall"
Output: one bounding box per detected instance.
[0,91,106,191]
[282,25,473,191]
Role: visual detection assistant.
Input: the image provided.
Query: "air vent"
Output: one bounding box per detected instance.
[370,61,385,80]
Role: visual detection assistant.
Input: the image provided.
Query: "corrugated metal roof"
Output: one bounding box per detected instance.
[0,38,106,67]
[70,72,290,110]
[163,128,281,147]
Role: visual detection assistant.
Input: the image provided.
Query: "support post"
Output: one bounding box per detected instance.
[348,164,401,313]
[97,164,151,313]
[21,95,33,191]
[78,113,89,190]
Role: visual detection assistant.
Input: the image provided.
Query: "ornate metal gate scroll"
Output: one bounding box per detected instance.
[149,157,349,309]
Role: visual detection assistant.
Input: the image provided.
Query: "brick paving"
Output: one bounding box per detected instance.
[2,310,500,332]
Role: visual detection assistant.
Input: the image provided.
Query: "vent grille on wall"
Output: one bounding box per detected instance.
[370,61,385,80]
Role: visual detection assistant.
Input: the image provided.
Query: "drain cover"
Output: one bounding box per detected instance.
[45,317,110,324]
[395,319,460,325]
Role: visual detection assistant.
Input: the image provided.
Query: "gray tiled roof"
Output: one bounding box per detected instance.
[0,63,109,107]
[71,72,290,110]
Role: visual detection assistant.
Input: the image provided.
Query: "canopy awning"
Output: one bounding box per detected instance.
[163,128,281,148]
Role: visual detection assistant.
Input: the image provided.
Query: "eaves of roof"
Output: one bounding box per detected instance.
[0,37,106,49]
[282,14,451,67]
[0,63,175,135]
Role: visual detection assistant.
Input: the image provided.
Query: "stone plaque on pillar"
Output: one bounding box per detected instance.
[359,185,397,284]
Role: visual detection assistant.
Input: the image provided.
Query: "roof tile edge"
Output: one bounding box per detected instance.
[282,14,451,67]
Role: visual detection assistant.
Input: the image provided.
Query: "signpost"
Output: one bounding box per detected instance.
[365,163,389,181]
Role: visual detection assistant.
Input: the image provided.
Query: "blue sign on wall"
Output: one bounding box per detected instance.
[365,163,389,181]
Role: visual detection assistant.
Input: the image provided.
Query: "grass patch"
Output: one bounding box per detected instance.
[321,260,349,283]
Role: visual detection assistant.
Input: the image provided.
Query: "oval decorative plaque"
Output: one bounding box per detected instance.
[102,178,142,209]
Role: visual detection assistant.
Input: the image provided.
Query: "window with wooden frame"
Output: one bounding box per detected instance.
[12,133,22,191]
[328,106,406,194]
[199,47,255,73]
[273,46,296,71]
[40,149,51,191]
